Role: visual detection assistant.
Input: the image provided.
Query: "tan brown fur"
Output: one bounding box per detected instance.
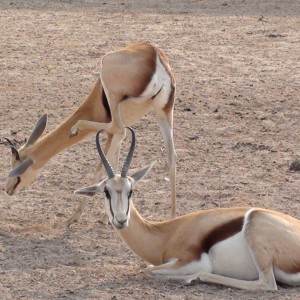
[31,79,108,167]
[119,207,248,266]
[114,204,300,290]
[6,43,177,226]
[245,209,300,274]
[75,134,300,291]
[101,43,157,97]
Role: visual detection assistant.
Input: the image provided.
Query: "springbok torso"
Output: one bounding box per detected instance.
[5,43,177,225]
[75,128,300,291]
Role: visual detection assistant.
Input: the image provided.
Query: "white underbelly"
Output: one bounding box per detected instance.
[274,268,300,285]
[209,232,259,280]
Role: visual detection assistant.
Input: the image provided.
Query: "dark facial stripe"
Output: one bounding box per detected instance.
[11,147,20,160]
[126,199,130,216]
[202,216,244,253]
[126,191,132,216]
[108,198,114,219]
[13,177,21,192]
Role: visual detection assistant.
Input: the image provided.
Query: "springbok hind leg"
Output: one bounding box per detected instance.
[154,108,176,218]
[64,198,88,227]
[64,197,109,227]
[183,265,278,291]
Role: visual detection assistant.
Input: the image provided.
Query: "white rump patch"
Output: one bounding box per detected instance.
[139,55,171,107]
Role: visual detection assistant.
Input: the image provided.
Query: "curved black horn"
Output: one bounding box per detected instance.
[4,138,20,160]
[96,130,115,179]
[4,137,14,147]
[121,127,136,178]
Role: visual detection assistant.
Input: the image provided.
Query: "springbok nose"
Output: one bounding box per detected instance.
[117,219,127,225]
[6,187,14,196]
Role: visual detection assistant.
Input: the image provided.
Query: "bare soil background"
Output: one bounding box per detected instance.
[0,0,300,299]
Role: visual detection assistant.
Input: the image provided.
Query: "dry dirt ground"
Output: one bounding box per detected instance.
[0,0,300,299]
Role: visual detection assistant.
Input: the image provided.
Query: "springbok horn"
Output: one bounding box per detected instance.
[96,130,115,179]
[121,127,136,178]
[4,137,20,160]
[4,137,14,147]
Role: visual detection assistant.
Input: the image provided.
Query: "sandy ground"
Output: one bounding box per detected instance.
[0,0,300,299]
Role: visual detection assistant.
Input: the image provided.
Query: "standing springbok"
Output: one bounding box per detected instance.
[4,43,176,225]
[75,128,300,291]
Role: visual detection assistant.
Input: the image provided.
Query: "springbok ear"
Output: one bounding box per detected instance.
[131,161,156,183]
[74,182,105,197]
[25,114,48,147]
[8,158,34,177]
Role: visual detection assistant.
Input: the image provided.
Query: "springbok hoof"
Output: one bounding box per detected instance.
[99,211,109,225]
[70,126,79,137]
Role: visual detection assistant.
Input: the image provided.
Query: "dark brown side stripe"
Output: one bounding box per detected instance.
[131,44,157,97]
[101,88,111,121]
[202,216,244,253]
[163,84,175,114]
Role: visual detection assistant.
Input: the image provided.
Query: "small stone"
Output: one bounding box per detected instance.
[289,159,300,172]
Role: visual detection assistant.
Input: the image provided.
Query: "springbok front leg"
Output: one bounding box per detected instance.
[70,120,111,137]
[147,259,194,277]
[153,87,176,218]
[64,197,88,227]
[148,254,212,279]
[64,193,109,226]
[70,91,125,136]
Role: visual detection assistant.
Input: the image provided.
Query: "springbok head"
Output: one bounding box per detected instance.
[5,114,48,195]
[75,128,154,229]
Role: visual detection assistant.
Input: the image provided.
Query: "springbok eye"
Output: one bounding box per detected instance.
[128,190,133,199]
[104,188,111,200]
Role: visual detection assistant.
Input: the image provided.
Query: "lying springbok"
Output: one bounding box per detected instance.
[4,42,176,225]
[75,128,300,291]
